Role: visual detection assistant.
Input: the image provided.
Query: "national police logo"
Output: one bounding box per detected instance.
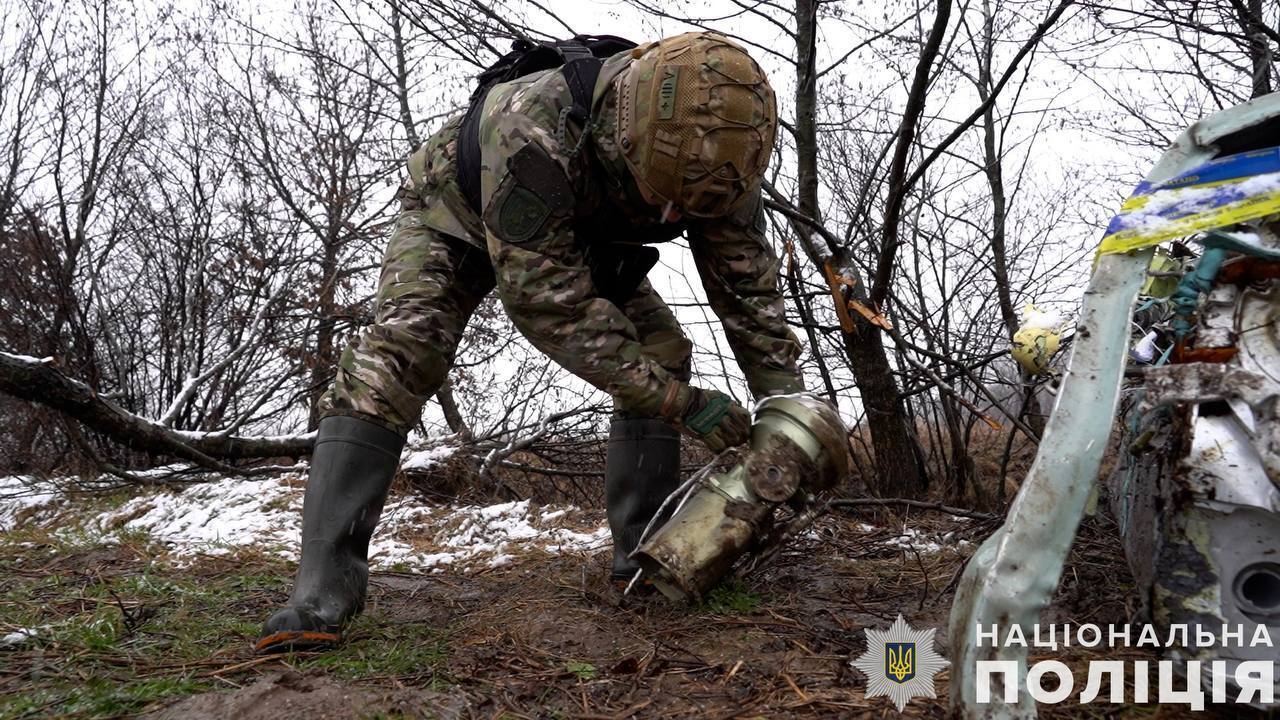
[852,615,948,711]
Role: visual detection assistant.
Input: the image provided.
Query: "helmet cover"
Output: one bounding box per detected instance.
[616,32,777,217]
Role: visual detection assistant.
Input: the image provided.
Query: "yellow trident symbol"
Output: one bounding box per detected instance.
[887,643,915,683]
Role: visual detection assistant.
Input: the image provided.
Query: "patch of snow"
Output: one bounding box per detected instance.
[100,475,302,561]
[401,444,456,471]
[0,351,54,365]
[1,473,608,573]
[880,526,947,553]
[858,522,971,555]
[1020,304,1063,330]
[171,429,316,446]
[539,508,568,522]
[418,499,610,569]
[1,627,41,646]
[0,476,63,531]
[1114,171,1280,236]
[126,464,216,481]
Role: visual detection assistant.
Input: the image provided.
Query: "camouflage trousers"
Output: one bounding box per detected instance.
[318,214,693,436]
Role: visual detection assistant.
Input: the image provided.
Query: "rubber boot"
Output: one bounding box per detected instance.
[255,415,405,653]
[605,414,681,586]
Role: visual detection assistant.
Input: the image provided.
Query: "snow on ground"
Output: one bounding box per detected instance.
[401,443,458,471]
[798,517,967,550]
[878,525,972,554]
[0,475,65,531]
[0,627,42,647]
[102,476,304,561]
[2,459,967,571]
[833,520,970,554]
[0,469,609,573]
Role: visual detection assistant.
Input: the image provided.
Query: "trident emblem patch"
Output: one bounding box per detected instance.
[885,642,916,683]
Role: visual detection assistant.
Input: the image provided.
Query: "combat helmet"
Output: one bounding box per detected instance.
[615,32,777,218]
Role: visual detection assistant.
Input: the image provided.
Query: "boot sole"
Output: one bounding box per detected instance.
[254,630,342,654]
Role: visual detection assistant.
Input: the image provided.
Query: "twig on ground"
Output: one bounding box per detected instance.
[828,497,998,521]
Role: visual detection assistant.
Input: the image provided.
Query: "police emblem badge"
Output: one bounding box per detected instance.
[852,614,949,711]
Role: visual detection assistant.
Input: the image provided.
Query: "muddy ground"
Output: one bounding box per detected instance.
[1,505,1204,719]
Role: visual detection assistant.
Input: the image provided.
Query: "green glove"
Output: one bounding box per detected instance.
[659,381,751,452]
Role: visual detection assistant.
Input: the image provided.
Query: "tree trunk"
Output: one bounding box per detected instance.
[793,0,926,495]
[784,248,838,405]
[1243,0,1273,99]
[979,0,1017,341]
[308,236,339,430]
[977,0,1047,437]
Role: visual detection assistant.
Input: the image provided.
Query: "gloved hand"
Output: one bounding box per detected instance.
[659,381,751,452]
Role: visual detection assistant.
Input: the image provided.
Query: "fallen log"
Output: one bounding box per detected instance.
[0,350,314,463]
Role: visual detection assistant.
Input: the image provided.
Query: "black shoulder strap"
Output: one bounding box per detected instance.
[559,35,636,122]
[456,95,490,217]
[561,56,600,125]
[456,35,636,216]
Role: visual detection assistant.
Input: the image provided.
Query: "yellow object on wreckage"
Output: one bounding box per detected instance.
[1010,304,1063,376]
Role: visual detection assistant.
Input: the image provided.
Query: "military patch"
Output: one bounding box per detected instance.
[497,186,551,243]
[484,142,574,245]
[657,67,679,120]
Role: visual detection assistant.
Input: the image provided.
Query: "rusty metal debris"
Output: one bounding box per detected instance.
[633,394,848,603]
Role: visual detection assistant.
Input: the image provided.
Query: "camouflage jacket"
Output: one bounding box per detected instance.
[404,51,804,415]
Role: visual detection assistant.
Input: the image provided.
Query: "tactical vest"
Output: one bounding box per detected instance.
[456,35,637,216]
[456,35,690,305]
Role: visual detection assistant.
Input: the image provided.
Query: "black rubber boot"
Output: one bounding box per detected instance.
[256,416,405,653]
[605,414,681,585]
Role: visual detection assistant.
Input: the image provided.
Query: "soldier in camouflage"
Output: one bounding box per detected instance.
[257,32,804,653]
